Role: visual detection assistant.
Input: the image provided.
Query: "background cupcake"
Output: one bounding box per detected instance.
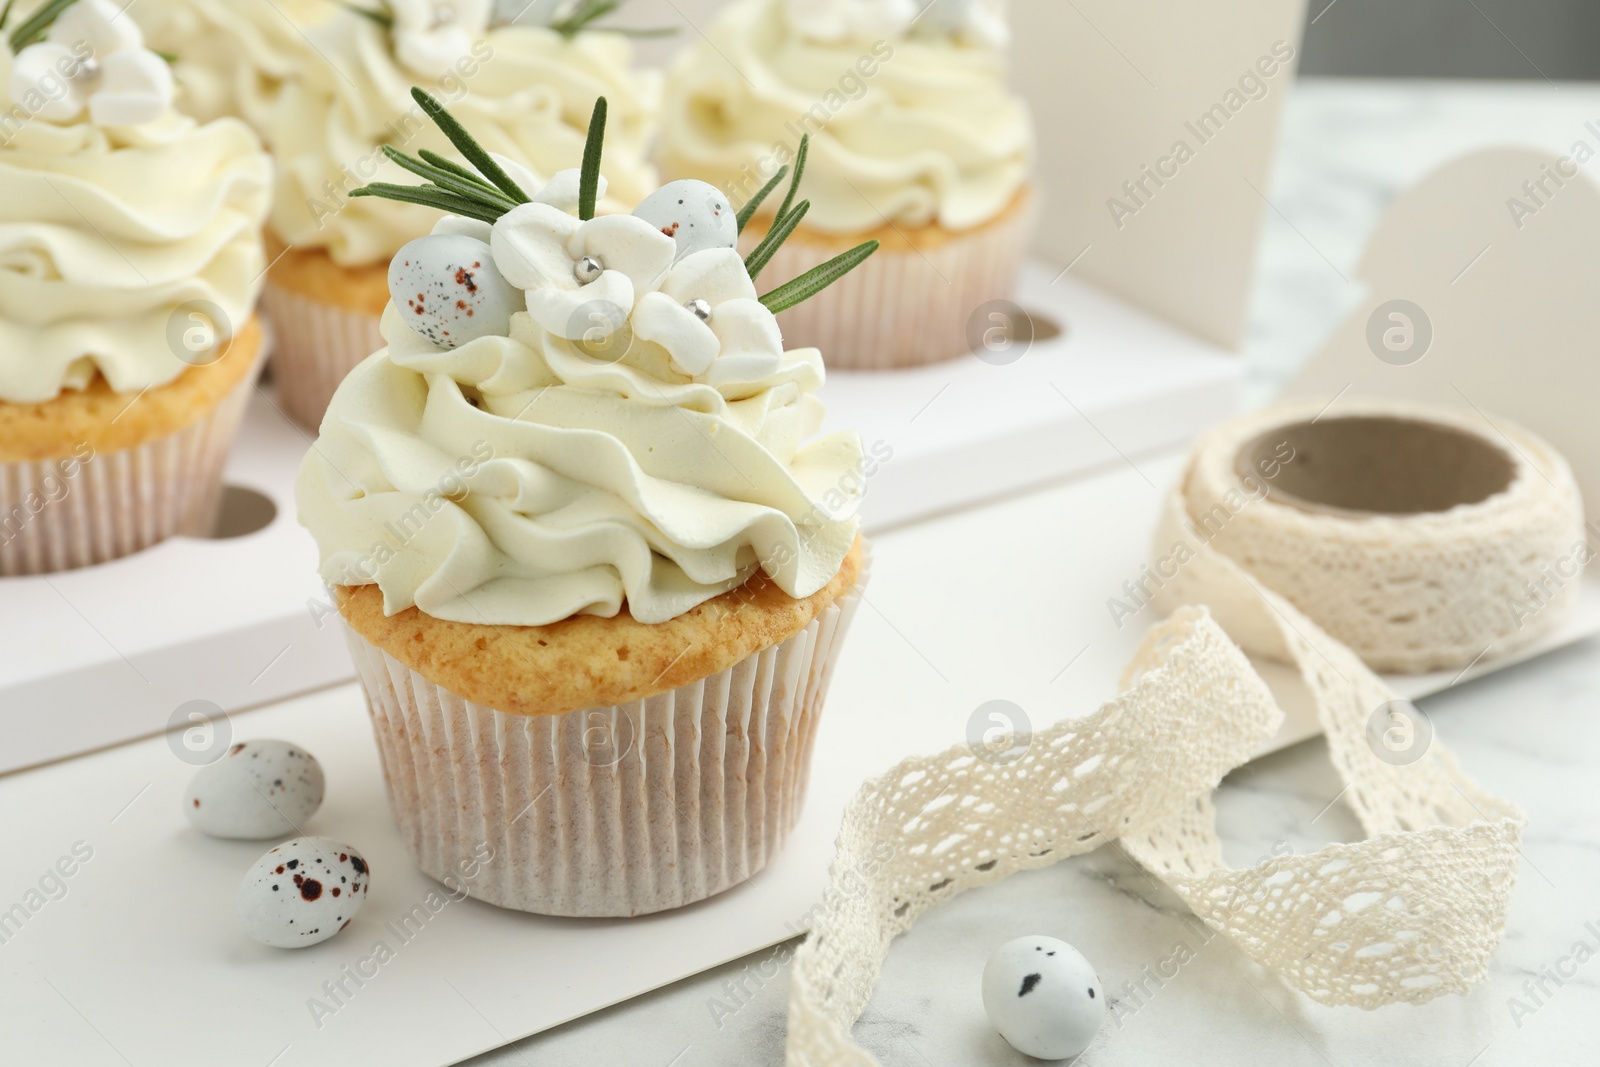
[132,0,333,131]
[296,94,873,916]
[0,0,272,575]
[259,1,662,429]
[660,0,1035,369]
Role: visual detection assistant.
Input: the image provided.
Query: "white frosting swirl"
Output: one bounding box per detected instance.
[296,294,864,626]
[0,52,272,403]
[133,0,333,130]
[660,0,1032,234]
[265,16,660,267]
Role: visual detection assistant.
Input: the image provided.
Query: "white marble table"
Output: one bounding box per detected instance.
[466,77,1600,1066]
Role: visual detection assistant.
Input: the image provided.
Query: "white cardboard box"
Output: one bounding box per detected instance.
[4,448,1596,1067]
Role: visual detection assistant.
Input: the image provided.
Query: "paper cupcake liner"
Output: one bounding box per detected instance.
[743,197,1035,370]
[260,280,383,430]
[0,349,262,577]
[344,573,866,917]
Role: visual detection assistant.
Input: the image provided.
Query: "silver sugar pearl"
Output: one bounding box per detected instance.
[574,255,604,284]
[433,5,456,29]
[685,298,712,321]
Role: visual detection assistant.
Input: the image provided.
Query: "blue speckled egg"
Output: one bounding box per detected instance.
[236,837,370,949]
[388,234,521,349]
[632,180,738,261]
[982,936,1104,1060]
[183,739,324,840]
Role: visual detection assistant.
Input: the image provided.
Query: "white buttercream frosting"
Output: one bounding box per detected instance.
[0,48,271,403]
[297,86,869,627]
[133,0,333,130]
[296,279,864,625]
[660,0,1031,234]
[264,15,660,267]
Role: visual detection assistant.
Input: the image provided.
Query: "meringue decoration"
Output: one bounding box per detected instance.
[388,0,491,79]
[782,0,1009,46]
[491,203,675,340]
[912,0,1010,48]
[630,248,777,377]
[7,0,176,127]
[784,0,917,43]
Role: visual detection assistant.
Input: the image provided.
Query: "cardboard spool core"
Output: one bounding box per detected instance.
[1238,416,1516,516]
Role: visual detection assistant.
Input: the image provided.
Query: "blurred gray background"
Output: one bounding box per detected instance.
[1298,0,1600,79]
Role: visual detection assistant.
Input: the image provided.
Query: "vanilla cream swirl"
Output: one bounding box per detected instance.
[133,0,333,130]
[0,98,271,403]
[295,302,864,625]
[266,18,659,266]
[660,0,1032,234]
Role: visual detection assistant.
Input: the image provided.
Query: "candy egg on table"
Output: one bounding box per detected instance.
[982,936,1104,1061]
[236,837,370,949]
[183,739,324,840]
[388,234,522,348]
[632,180,738,260]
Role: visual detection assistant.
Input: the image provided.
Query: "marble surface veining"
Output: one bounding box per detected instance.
[469,78,1600,1067]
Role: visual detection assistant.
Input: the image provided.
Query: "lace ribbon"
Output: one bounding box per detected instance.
[787,399,1585,1062]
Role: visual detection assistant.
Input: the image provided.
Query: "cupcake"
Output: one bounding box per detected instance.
[296,91,875,916]
[660,0,1035,369]
[0,0,272,575]
[131,0,333,130]
[258,1,662,429]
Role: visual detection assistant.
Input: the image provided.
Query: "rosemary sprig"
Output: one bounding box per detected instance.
[743,135,812,276]
[349,182,504,224]
[9,0,76,51]
[411,87,530,203]
[0,0,16,34]
[348,86,877,317]
[338,0,394,29]
[578,96,606,221]
[772,134,809,227]
[351,91,595,222]
[381,146,519,210]
[736,165,789,233]
[547,0,674,39]
[550,0,616,36]
[739,134,878,311]
[759,241,879,314]
[417,149,498,192]
[744,200,809,282]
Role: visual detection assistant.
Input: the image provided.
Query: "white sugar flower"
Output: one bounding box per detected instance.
[9,0,175,126]
[490,198,677,341]
[390,0,491,78]
[490,0,568,26]
[784,0,916,42]
[784,0,1009,46]
[911,0,1010,48]
[630,249,784,379]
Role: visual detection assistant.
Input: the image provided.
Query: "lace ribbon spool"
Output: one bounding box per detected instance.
[787,399,1586,1063]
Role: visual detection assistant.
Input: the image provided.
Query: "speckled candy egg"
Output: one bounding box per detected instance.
[632,180,738,261]
[236,837,370,949]
[982,936,1104,1061]
[183,739,324,840]
[389,234,521,349]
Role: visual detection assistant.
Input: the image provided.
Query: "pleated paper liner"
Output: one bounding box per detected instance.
[741,187,1036,370]
[344,564,867,918]
[260,280,384,431]
[0,328,265,577]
